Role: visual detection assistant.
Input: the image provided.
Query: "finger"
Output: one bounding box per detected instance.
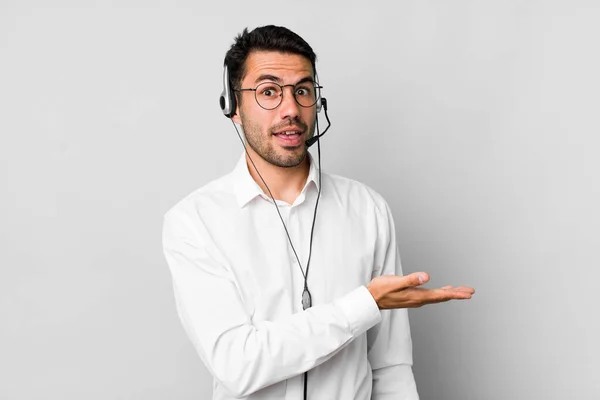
[440,289,473,300]
[382,273,429,291]
[438,285,475,293]
[400,272,430,289]
[452,286,476,294]
[425,288,473,304]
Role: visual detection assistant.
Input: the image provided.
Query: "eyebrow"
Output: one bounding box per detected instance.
[254,74,315,85]
[295,76,316,85]
[254,74,282,84]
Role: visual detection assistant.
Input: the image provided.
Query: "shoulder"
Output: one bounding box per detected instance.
[164,172,236,222]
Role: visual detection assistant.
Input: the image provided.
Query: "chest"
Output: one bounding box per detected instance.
[209,196,380,322]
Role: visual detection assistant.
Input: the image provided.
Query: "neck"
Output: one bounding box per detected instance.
[245,150,311,205]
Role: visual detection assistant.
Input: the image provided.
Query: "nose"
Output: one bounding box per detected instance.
[277,85,301,120]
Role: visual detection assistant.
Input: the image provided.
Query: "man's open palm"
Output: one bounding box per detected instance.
[367,272,475,310]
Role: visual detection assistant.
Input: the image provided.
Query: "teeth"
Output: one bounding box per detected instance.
[274,130,301,136]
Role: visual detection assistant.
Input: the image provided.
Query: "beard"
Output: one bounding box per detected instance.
[240,114,316,168]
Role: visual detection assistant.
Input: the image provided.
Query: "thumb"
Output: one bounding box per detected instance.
[399,272,430,289]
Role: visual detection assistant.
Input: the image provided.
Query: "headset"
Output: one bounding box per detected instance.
[219,62,331,400]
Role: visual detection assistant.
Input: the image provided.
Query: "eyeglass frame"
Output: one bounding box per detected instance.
[234,80,324,110]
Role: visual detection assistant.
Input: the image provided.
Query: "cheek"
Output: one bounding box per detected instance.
[241,112,273,136]
[302,109,317,127]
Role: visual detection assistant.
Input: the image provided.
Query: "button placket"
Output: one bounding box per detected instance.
[288,206,301,266]
[276,203,295,265]
[287,205,307,313]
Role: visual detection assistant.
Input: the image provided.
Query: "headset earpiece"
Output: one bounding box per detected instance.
[219,65,237,118]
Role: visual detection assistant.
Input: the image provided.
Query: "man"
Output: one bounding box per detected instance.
[162,25,474,400]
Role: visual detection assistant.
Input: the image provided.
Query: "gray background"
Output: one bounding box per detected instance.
[1,1,598,399]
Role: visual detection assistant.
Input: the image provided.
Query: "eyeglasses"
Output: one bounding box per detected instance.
[235,81,323,110]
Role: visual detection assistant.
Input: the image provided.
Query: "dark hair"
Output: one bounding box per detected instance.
[223,25,317,91]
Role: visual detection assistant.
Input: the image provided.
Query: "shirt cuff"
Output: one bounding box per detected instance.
[335,286,382,337]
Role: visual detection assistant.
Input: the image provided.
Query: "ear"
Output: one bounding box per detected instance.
[231,107,241,124]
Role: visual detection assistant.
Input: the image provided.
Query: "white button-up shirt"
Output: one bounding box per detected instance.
[162,152,419,400]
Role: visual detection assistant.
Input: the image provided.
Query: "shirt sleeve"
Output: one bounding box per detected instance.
[367,199,419,400]
[162,207,382,398]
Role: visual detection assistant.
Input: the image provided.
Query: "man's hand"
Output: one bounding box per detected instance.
[366,273,475,310]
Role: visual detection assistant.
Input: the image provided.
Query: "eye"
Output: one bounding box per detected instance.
[295,86,313,97]
[258,84,280,97]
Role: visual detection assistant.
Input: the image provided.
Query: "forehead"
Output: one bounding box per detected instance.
[242,51,313,83]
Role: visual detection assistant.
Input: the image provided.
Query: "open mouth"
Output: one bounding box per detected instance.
[273,130,302,138]
[272,129,304,146]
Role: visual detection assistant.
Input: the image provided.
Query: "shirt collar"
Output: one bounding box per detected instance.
[232,151,320,209]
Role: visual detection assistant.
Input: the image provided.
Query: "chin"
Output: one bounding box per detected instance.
[274,151,307,168]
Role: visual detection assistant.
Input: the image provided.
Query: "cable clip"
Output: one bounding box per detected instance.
[302,287,312,310]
